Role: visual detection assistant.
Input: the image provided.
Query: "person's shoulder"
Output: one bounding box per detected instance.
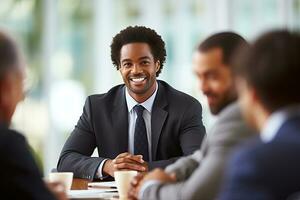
[0,128,26,150]
[85,84,125,104]
[0,127,25,141]
[211,102,255,145]
[230,137,263,162]
[158,80,201,106]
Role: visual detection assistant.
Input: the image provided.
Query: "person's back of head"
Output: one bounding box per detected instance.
[234,30,300,112]
[0,31,21,78]
[0,31,24,125]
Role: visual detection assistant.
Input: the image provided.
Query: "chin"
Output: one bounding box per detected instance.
[209,108,219,115]
[129,87,148,95]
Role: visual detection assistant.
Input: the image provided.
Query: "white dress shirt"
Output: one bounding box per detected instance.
[261,104,300,143]
[126,82,158,161]
[96,82,158,178]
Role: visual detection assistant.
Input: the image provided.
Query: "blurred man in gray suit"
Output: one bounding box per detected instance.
[129,32,255,200]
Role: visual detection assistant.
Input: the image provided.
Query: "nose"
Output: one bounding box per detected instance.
[132,64,142,74]
[199,79,210,94]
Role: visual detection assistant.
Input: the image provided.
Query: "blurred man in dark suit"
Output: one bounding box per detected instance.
[220,30,300,200]
[0,31,66,200]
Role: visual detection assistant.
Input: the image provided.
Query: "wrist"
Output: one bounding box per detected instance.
[103,159,114,177]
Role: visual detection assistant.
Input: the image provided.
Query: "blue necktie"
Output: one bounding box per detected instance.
[134,105,149,161]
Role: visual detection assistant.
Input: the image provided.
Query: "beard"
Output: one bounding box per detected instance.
[206,89,237,115]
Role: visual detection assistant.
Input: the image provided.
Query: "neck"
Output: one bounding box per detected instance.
[253,104,270,132]
[0,112,10,127]
[128,82,157,103]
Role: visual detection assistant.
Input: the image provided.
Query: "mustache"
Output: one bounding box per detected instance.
[203,91,217,98]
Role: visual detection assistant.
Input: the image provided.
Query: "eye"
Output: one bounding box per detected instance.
[123,62,132,68]
[141,60,150,65]
[207,73,218,79]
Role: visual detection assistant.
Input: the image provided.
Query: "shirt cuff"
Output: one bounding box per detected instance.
[96,159,109,179]
[139,180,161,200]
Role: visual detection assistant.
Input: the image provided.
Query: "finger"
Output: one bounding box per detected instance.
[131,174,144,186]
[170,172,177,181]
[128,188,137,200]
[114,162,147,171]
[120,154,144,164]
[127,155,144,163]
[114,157,143,165]
[115,153,144,163]
[128,186,139,200]
[116,152,131,158]
[47,182,65,193]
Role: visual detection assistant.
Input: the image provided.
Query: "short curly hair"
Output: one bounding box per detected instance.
[110,26,166,77]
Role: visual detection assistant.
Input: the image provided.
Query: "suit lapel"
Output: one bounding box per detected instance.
[151,81,168,160]
[112,86,129,153]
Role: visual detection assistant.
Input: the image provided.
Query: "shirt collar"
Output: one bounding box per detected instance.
[125,82,158,113]
[261,104,300,143]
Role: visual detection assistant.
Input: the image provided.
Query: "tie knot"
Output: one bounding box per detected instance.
[134,105,145,117]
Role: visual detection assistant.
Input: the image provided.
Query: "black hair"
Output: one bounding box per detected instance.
[110,26,166,76]
[198,32,248,66]
[234,30,300,112]
[0,31,19,79]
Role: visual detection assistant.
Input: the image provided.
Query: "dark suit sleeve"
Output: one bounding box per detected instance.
[57,97,104,180]
[148,157,179,169]
[1,131,56,200]
[149,99,205,169]
[219,149,273,200]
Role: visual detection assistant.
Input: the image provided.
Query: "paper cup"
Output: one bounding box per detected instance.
[114,170,137,198]
[49,172,73,191]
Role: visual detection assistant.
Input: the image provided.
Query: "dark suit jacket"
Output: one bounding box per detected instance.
[57,80,206,180]
[219,116,300,200]
[0,124,56,200]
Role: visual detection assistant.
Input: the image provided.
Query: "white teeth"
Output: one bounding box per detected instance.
[131,77,146,82]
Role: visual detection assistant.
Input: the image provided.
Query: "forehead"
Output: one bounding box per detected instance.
[194,48,224,70]
[120,42,154,61]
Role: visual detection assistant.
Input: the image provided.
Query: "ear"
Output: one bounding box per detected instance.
[0,76,13,108]
[155,60,160,72]
[248,85,259,105]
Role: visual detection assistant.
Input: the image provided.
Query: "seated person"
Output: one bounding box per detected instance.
[57,26,206,180]
[0,31,66,200]
[129,32,255,200]
[219,30,300,200]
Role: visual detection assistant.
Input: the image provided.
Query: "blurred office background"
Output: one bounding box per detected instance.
[0,0,299,175]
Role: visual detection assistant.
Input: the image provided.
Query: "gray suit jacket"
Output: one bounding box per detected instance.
[141,102,255,200]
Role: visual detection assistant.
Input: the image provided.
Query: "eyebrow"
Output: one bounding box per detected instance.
[138,56,151,60]
[121,59,131,64]
[121,56,151,64]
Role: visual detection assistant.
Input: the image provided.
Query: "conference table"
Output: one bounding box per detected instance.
[70,178,119,200]
[71,178,90,190]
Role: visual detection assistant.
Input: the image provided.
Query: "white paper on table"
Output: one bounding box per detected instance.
[68,189,117,198]
[88,181,117,188]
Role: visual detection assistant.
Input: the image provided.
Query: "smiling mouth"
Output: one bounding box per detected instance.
[130,77,146,83]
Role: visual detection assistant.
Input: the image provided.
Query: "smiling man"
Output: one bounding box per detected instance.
[57,26,206,180]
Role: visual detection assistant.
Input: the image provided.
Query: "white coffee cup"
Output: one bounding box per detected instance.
[114,170,138,198]
[49,172,73,191]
